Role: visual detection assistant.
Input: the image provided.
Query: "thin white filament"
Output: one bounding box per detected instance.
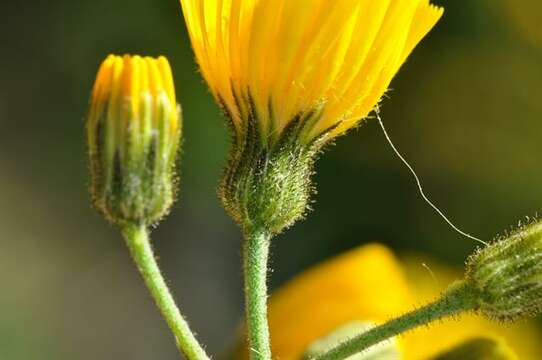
[421,262,440,289]
[375,108,488,246]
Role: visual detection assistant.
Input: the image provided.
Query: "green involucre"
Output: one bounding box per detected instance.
[219,97,337,235]
[466,219,542,321]
[88,95,181,226]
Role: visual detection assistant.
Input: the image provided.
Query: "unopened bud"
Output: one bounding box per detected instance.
[87,54,181,226]
[466,219,542,321]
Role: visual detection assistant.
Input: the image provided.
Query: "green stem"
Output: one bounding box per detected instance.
[243,229,272,360]
[313,281,480,360]
[121,223,210,360]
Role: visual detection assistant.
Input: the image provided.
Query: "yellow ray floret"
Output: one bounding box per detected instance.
[180,0,443,144]
[89,54,179,138]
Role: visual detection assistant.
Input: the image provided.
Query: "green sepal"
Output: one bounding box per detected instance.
[219,94,332,235]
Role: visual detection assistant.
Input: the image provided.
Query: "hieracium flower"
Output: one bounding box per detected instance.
[87,54,181,226]
[85,55,210,360]
[180,0,443,234]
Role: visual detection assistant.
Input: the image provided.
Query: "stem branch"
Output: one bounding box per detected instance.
[243,229,272,360]
[122,223,210,360]
[314,281,479,360]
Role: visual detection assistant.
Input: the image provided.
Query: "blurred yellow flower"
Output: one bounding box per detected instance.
[179,0,443,145]
[243,244,542,360]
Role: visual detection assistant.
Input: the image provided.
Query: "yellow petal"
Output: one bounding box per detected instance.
[180,0,443,144]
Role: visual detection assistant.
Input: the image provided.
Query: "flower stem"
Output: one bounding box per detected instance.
[122,223,210,360]
[243,229,272,360]
[313,281,480,360]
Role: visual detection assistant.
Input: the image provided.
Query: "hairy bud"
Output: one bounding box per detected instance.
[219,111,328,236]
[87,54,181,226]
[466,219,542,321]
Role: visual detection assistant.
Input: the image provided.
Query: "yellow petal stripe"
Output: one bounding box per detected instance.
[180,0,443,144]
[88,54,179,138]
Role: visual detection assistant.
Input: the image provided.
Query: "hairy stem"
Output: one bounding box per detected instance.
[243,229,272,360]
[313,281,479,360]
[122,223,210,360]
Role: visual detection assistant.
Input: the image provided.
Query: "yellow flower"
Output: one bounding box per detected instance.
[180,0,443,145]
[180,1,443,235]
[87,54,181,225]
[241,244,542,360]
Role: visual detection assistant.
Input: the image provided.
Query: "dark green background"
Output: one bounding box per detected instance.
[2,0,542,358]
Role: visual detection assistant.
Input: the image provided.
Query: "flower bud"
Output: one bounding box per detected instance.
[465,219,542,321]
[87,54,181,226]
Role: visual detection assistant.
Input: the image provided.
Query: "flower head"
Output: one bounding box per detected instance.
[87,54,181,226]
[180,0,443,145]
[180,0,443,235]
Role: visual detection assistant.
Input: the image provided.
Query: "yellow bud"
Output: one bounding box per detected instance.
[87,54,181,226]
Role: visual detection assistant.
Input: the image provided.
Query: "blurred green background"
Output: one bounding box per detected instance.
[2,0,542,358]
